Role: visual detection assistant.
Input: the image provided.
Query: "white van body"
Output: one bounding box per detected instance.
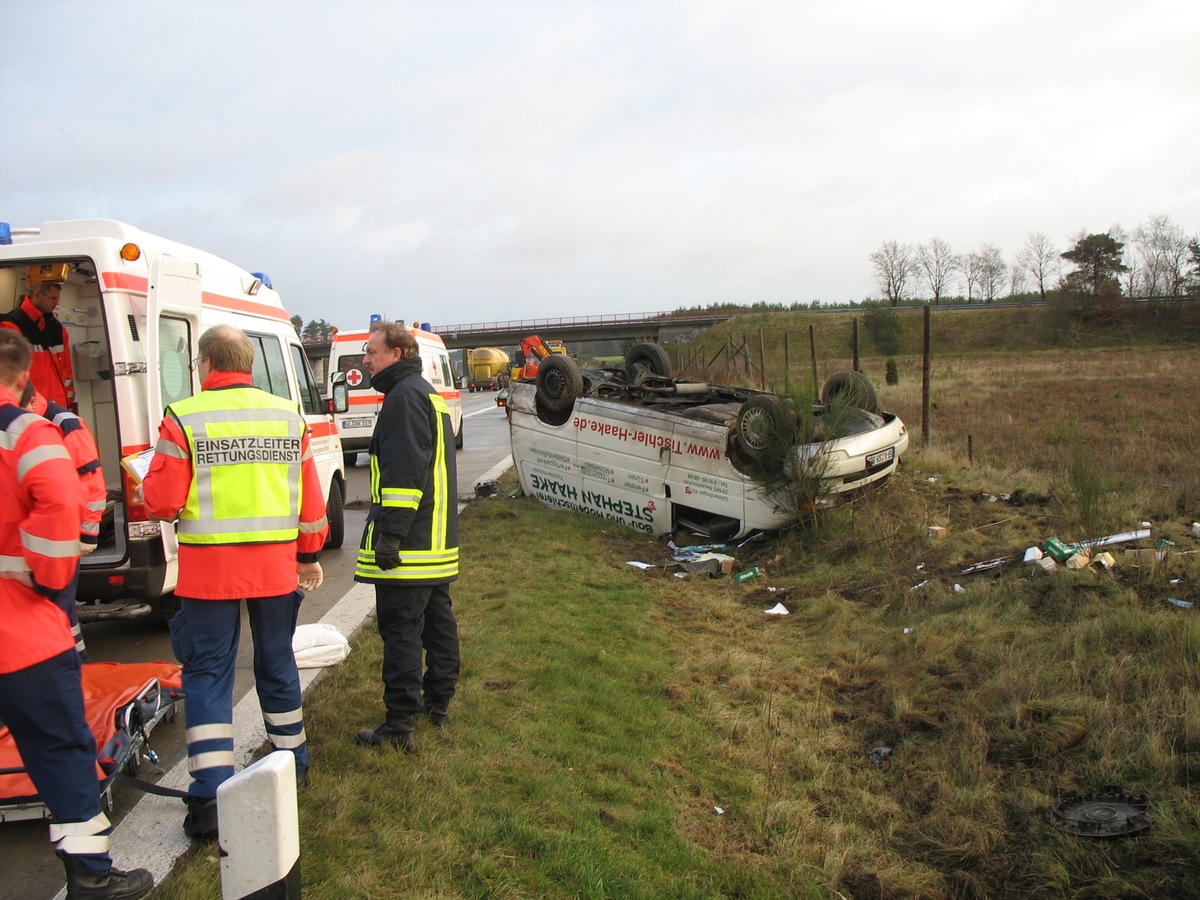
[508,360,908,541]
[0,218,346,618]
[328,326,463,461]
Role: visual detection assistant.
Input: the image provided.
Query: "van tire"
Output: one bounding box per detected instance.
[734,395,795,459]
[536,354,583,414]
[325,478,345,549]
[625,343,671,381]
[821,371,879,414]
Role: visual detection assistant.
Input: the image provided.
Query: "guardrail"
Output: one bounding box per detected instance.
[431,312,678,335]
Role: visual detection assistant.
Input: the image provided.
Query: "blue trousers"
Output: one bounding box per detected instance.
[0,650,112,872]
[55,561,88,662]
[374,583,460,718]
[169,592,307,799]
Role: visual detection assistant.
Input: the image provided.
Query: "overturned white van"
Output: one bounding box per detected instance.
[509,345,908,541]
[0,218,347,620]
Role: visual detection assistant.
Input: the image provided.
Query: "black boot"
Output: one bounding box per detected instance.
[356,716,417,752]
[426,703,450,728]
[58,852,154,900]
[183,795,219,841]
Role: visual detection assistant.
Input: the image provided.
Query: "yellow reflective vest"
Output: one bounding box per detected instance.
[167,387,305,546]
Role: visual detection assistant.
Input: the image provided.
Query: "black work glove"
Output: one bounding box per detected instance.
[374,533,403,570]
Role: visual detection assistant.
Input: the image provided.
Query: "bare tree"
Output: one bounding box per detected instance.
[1015,232,1059,301]
[1009,262,1028,297]
[977,244,1007,302]
[1133,214,1191,298]
[962,252,982,303]
[917,238,960,305]
[869,241,918,306]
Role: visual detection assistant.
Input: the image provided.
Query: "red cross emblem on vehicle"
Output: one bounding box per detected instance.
[346,368,364,387]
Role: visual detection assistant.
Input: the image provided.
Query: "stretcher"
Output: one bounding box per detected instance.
[0,660,184,823]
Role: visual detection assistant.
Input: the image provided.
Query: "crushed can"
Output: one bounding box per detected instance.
[732,567,763,584]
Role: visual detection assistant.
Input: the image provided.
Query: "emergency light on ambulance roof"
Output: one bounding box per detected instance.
[0,222,11,245]
[120,242,141,261]
[251,272,273,289]
[370,314,382,324]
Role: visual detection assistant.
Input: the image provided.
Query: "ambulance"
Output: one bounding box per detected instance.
[0,218,349,620]
[327,324,463,463]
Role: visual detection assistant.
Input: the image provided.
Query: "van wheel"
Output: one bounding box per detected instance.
[536,354,583,414]
[625,343,671,381]
[821,371,879,414]
[734,395,795,460]
[325,478,345,550]
[455,417,464,449]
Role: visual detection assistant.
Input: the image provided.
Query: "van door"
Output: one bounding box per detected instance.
[142,256,202,573]
[145,256,202,431]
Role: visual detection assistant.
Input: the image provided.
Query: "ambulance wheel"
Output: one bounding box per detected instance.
[325,478,345,550]
[821,371,879,414]
[625,343,671,381]
[734,395,795,460]
[536,354,583,414]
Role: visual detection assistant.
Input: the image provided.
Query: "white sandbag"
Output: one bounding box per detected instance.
[292,623,350,668]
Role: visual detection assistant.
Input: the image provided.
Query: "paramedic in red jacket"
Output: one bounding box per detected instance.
[0,331,153,899]
[21,382,107,661]
[141,324,328,842]
[0,275,76,410]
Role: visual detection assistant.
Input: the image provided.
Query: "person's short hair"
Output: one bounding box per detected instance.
[19,381,36,408]
[370,322,419,360]
[0,330,34,389]
[198,325,255,374]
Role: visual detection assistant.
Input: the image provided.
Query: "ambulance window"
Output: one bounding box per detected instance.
[247,333,292,401]
[159,316,195,407]
[437,355,453,388]
[290,344,324,416]
[336,353,370,391]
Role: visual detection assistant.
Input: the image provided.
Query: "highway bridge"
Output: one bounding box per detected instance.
[303,310,734,377]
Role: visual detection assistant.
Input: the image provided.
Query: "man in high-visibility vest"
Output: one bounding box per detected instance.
[142,325,328,841]
[353,322,460,753]
[0,330,153,900]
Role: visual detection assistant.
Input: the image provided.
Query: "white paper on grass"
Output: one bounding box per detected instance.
[764,602,789,616]
[292,623,350,668]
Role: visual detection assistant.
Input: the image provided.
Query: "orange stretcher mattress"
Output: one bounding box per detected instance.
[0,661,183,817]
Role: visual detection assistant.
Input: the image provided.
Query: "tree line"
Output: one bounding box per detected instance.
[869,214,1200,306]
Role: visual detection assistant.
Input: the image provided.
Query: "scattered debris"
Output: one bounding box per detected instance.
[953,583,966,593]
[1167,598,1193,609]
[867,747,892,770]
[474,480,499,498]
[714,806,725,815]
[959,555,1013,576]
[733,567,763,584]
[928,525,949,540]
[1047,786,1151,838]
[763,602,789,616]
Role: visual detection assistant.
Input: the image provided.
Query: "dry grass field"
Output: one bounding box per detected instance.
[157,304,1200,900]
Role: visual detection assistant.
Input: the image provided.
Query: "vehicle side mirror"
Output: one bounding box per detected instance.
[329,372,349,414]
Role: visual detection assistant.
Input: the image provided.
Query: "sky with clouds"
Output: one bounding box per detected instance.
[2,0,1197,330]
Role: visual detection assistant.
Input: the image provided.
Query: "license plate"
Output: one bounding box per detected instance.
[341,418,374,430]
[866,447,895,468]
